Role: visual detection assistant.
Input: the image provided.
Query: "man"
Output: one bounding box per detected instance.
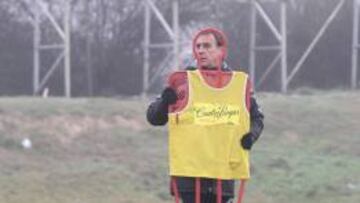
[147,27,264,203]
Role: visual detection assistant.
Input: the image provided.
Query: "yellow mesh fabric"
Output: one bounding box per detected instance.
[168,70,250,179]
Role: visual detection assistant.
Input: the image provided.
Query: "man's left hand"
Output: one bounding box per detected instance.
[240,133,255,150]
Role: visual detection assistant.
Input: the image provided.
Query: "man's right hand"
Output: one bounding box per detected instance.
[161,87,178,105]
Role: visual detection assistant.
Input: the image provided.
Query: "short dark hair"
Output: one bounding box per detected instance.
[196,29,227,47]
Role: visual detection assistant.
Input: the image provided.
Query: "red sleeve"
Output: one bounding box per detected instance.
[245,78,252,112]
[168,71,188,112]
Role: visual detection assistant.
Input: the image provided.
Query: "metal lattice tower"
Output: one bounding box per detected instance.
[250,0,346,92]
[249,0,288,92]
[21,0,72,97]
[143,0,179,97]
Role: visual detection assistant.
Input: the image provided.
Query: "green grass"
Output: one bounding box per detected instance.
[0,92,359,203]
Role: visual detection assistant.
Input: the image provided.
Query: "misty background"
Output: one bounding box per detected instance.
[0,0,356,96]
[0,1,359,203]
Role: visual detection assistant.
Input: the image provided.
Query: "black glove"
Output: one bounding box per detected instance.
[161,87,177,105]
[240,133,255,150]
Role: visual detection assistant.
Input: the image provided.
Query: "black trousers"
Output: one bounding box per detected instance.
[180,192,233,203]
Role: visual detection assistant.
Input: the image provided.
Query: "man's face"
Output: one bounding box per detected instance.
[194,33,222,69]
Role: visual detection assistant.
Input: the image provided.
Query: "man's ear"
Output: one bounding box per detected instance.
[221,47,227,60]
[220,48,226,60]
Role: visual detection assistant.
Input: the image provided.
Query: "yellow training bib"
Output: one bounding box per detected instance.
[168,70,250,180]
